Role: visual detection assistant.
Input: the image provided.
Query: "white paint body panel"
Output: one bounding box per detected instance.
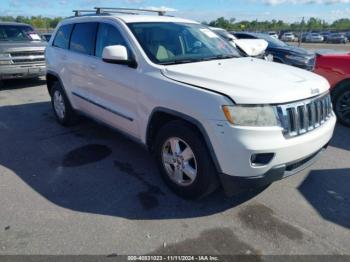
[162,57,330,104]
[233,39,268,57]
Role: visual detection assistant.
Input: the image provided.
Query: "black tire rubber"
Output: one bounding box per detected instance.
[332,83,350,127]
[51,81,78,126]
[0,81,3,89]
[154,120,219,199]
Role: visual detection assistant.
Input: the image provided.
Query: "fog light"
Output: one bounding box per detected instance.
[251,153,275,166]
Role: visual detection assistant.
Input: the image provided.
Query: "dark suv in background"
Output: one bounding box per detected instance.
[0,22,46,87]
[233,32,316,70]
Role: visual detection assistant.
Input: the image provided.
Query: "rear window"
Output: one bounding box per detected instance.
[70,23,98,55]
[0,25,36,42]
[53,24,73,49]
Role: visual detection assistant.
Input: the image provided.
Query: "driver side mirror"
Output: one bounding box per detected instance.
[102,45,137,68]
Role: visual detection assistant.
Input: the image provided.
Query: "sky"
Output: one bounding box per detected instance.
[1,0,350,23]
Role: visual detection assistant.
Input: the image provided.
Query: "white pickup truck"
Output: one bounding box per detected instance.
[45,8,336,199]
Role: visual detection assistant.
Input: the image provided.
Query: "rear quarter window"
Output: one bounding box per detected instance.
[53,24,73,49]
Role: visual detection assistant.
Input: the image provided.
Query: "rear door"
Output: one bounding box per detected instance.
[49,24,74,96]
[66,22,99,112]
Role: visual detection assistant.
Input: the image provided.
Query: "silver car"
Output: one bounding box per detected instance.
[304,33,324,43]
[0,22,46,87]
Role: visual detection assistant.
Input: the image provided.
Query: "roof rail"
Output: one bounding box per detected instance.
[73,10,96,17]
[94,7,167,16]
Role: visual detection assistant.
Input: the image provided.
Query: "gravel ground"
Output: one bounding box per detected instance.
[290,42,350,53]
[0,78,349,257]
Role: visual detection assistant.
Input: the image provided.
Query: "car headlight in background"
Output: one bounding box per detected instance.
[0,53,12,65]
[285,54,307,64]
[222,105,280,127]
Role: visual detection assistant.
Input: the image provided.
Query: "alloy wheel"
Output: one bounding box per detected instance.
[161,137,198,187]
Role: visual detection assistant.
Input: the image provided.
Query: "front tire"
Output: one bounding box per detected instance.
[333,84,350,127]
[154,120,219,199]
[51,82,78,126]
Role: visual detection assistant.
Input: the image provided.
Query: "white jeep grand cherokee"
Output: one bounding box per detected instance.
[45,8,336,199]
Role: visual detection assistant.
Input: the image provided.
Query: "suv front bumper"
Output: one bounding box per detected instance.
[219,144,327,196]
[0,63,46,80]
[207,113,336,195]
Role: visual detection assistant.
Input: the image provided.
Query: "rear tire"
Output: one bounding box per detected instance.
[332,84,350,127]
[51,81,78,126]
[154,120,219,199]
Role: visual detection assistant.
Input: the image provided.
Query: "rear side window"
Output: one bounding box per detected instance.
[70,23,98,55]
[53,24,73,49]
[95,23,127,58]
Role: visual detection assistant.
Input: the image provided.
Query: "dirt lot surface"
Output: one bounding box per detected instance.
[290,42,350,53]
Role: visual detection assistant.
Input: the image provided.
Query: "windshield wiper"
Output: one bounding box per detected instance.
[160,55,237,65]
[160,59,201,65]
[200,54,237,61]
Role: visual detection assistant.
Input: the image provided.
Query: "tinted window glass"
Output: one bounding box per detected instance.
[128,22,239,65]
[95,23,127,58]
[0,25,36,42]
[53,24,73,49]
[70,23,98,55]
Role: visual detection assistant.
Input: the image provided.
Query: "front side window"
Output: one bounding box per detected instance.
[53,24,73,49]
[95,23,127,58]
[70,22,98,55]
[128,22,240,65]
[0,25,37,42]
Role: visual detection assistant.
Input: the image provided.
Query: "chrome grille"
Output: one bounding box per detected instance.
[277,93,333,138]
[9,51,45,65]
[10,51,44,57]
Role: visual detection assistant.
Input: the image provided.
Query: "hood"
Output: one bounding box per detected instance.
[270,45,314,57]
[234,39,268,57]
[161,57,329,104]
[0,41,46,52]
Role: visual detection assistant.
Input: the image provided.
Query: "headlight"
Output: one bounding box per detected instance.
[222,105,279,127]
[285,54,307,63]
[0,53,12,65]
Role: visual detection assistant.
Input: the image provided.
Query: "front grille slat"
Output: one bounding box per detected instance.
[10,51,44,57]
[303,104,309,132]
[278,93,333,138]
[9,51,45,65]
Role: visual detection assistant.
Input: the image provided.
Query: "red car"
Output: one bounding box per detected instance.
[314,53,350,127]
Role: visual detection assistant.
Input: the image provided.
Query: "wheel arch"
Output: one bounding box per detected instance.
[331,78,350,98]
[146,107,222,173]
[46,70,64,97]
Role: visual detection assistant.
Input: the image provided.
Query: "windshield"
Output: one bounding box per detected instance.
[254,33,288,48]
[0,25,39,41]
[128,22,240,65]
